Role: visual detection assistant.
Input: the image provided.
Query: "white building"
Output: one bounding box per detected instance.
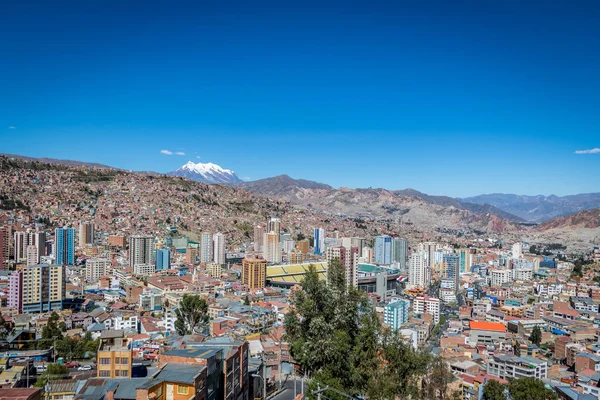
[512,242,523,259]
[263,232,281,263]
[200,232,212,263]
[129,235,153,269]
[488,355,548,380]
[112,314,139,333]
[86,257,110,282]
[213,233,226,265]
[408,251,430,288]
[133,263,155,276]
[412,295,440,323]
[489,269,512,287]
[26,245,38,266]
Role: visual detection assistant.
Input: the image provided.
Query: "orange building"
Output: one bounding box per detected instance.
[242,258,267,289]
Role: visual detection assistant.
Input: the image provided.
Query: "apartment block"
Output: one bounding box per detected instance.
[22,264,65,314]
[97,330,133,378]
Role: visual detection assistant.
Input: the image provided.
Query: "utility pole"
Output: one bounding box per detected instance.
[317,383,321,400]
[263,356,267,400]
[293,364,296,397]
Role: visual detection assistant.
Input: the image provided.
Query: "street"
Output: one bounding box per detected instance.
[269,377,304,400]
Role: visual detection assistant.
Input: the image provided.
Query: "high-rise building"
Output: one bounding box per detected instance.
[408,252,430,288]
[155,248,171,271]
[26,245,38,266]
[263,232,281,263]
[242,258,267,289]
[391,238,409,268]
[253,225,264,252]
[14,231,30,262]
[362,246,374,263]
[512,242,523,259]
[458,248,473,274]
[22,264,66,313]
[442,254,460,292]
[490,269,512,287]
[419,242,437,268]
[97,330,133,378]
[213,233,226,265]
[129,235,153,269]
[313,228,325,255]
[185,247,198,265]
[8,270,23,313]
[32,232,46,261]
[283,239,295,255]
[268,218,281,236]
[296,239,309,255]
[55,227,75,265]
[86,258,110,282]
[326,246,359,288]
[200,232,212,263]
[384,299,410,330]
[413,296,440,323]
[375,235,393,265]
[0,227,9,269]
[79,222,95,246]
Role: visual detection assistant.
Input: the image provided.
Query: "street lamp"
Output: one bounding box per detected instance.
[251,374,266,400]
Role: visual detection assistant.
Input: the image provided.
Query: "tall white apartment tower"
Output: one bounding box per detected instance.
[408,251,430,288]
[213,233,226,265]
[200,232,212,263]
[129,235,154,269]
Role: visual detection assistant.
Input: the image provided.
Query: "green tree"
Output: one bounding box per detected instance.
[0,313,12,340]
[175,294,209,335]
[244,295,251,306]
[423,357,453,400]
[34,363,70,387]
[483,379,507,400]
[529,326,542,346]
[508,378,557,400]
[285,261,430,399]
[38,312,63,350]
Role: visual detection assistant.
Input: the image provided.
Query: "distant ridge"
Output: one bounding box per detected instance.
[0,153,116,169]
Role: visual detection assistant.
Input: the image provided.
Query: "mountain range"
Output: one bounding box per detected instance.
[168,161,243,184]
[5,155,600,226]
[461,193,600,223]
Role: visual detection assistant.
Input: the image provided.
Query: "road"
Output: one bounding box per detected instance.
[269,378,304,400]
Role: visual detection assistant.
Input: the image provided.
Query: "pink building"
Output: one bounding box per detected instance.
[8,270,23,313]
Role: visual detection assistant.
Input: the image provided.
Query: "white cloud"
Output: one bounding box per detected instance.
[8,126,16,129]
[175,151,185,156]
[160,149,173,155]
[574,148,600,155]
[196,156,201,159]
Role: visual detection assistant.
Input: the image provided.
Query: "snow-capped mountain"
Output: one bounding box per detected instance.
[168,161,243,184]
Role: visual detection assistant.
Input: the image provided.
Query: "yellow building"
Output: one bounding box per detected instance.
[206,263,222,279]
[97,330,133,378]
[132,363,206,400]
[242,258,267,289]
[22,264,65,314]
[288,249,304,264]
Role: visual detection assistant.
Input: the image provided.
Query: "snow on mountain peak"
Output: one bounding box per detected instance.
[169,161,242,184]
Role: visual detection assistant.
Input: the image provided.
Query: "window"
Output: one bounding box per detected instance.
[99,358,111,365]
[99,370,111,377]
[177,386,189,395]
[120,370,128,377]
[121,358,129,365]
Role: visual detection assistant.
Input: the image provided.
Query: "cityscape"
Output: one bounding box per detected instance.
[1,2,600,400]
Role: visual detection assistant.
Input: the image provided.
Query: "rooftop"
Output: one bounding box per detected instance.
[153,363,206,385]
[469,321,507,332]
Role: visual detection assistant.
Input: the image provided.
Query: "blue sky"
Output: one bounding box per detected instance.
[1,1,599,197]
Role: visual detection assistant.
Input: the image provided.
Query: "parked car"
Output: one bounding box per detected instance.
[77,365,92,371]
[35,365,47,373]
[67,361,80,368]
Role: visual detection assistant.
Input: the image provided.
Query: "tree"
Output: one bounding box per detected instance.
[34,363,69,388]
[0,313,12,340]
[285,262,431,399]
[423,357,453,400]
[513,340,521,357]
[38,312,63,350]
[175,294,209,335]
[529,326,542,346]
[243,295,251,306]
[508,378,557,400]
[483,379,507,400]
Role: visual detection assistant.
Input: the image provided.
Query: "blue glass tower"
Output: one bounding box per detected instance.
[55,227,75,265]
[156,248,171,271]
[375,235,392,264]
